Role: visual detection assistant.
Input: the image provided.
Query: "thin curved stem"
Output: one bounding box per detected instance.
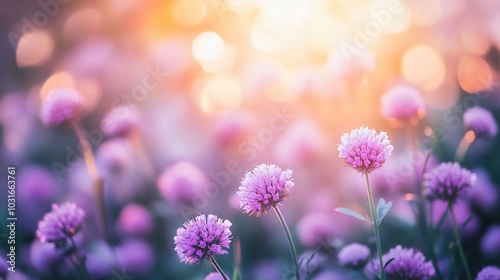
[71,120,110,243]
[454,131,475,163]
[209,256,229,280]
[273,206,300,280]
[449,204,472,280]
[364,173,385,280]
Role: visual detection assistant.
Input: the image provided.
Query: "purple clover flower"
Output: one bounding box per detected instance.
[463,107,498,138]
[237,164,294,217]
[40,88,84,126]
[381,85,425,123]
[36,202,85,245]
[374,245,435,280]
[174,214,232,265]
[423,162,475,203]
[100,105,141,137]
[205,272,224,280]
[476,266,500,280]
[338,243,370,269]
[338,127,393,174]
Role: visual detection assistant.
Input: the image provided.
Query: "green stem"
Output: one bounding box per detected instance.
[209,256,229,280]
[449,204,472,280]
[69,238,90,280]
[364,173,385,280]
[273,206,300,280]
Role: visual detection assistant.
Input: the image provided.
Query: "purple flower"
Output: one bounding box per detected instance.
[237,164,294,217]
[100,105,141,137]
[205,272,224,280]
[117,203,154,237]
[40,88,84,126]
[0,256,7,277]
[480,225,500,258]
[476,266,500,280]
[338,127,393,174]
[338,243,370,269]
[423,162,475,203]
[463,107,498,137]
[381,85,425,124]
[116,239,155,275]
[174,214,232,265]
[157,161,208,204]
[374,245,435,280]
[36,202,85,245]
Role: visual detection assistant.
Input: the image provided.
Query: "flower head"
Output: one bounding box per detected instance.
[205,272,224,280]
[424,162,475,203]
[373,245,435,280]
[237,164,294,217]
[338,127,393,174]
[338,243,370,269]
[381,85,425,124]
[174,214,232,265]
[40,88,84,126]
[476,266,500,280]
[463,107,497,138]
[36,202,85,246]
[100,105,141,137]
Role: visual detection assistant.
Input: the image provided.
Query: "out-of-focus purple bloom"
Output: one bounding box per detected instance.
[463,107,498,137]
[299,250,329,278]
[312,270,347,280]
[274,119,324,165]
[0,256,7,278]
[338,243,370,269]
[40,88,84,126]
[423,162,475,203]
[373,245,435,280]
[480,225,500,258]
[297,212,336,248]
[117,203,153,236]
[86,241,117,278]
[381,85,425,124]
[468,169,498,214]
[100,105,141,137]
[237,164,294,217]
[174,214,232,265]
[18,165,58,204]
[96,139,131,172]
[29,240,65,273]
[476,266,500,280]
[36,202,85,245]
[157,161,207,204]
[116,239,155,276]
[205,272,224,280]
[338,127,393,174]
[251,260,281,280]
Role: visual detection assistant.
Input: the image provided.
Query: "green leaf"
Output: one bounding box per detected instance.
[376,198,393,226]
[335,207,371,224]
[383,257,395,270]
[461,216,474,232]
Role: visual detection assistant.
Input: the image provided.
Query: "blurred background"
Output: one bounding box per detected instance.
[1,0,500,279]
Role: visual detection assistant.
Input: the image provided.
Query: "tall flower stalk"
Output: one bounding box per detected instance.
[423,162,475,280]
[237,164,299,279]
[337,127,393,280]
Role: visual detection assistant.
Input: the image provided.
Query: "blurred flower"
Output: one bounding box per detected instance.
[480,225,500,258]
[296,212,336,248]
[116,239,155,276]
[381,85,425,125]
[299,250,329,279]
[29,240,65,273]
[117,203,154,236]
[100,105,141,137]
[237,164,294,217]
[338,127,393,174]
[463,107,498,137]
[373,245,435,280]
[252,260,281,280]
[468,169,498,214]
[205,272,224,280]
[338,243,370,269]
[423,162,475,203]
[17,165,58,204]
[476,266,500,280]
[157,161,208,204]
[40,87,84,126]
[86,241,117,278]
[96,139,131,173]
[0,256,7,278]
[174,214,232,264]
[36,202,85,245]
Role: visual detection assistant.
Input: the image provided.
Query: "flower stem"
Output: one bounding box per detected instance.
[449,204,472,280]
[71,120,110,243]
[364,173,385,280]
[69,238,90,280]
[273,206,300,280]
[209,256,230,280]
[454,130,476,163]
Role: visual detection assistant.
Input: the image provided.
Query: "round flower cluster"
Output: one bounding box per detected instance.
[423,162,475,203]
